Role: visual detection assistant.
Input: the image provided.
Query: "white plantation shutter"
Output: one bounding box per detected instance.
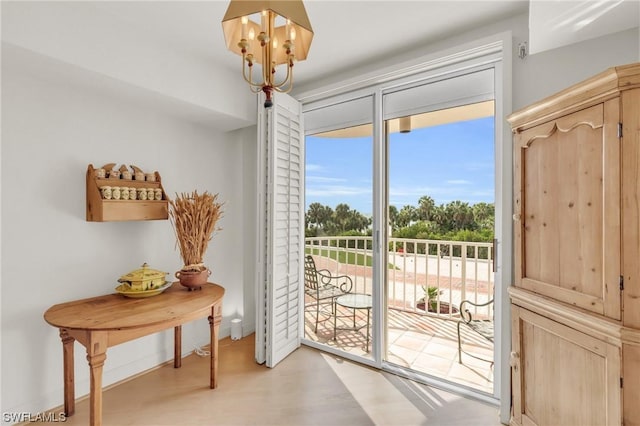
[255,92,304,367]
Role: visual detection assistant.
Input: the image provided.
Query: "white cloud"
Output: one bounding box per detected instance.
[446,179,472,185]
[305,164,323,172]
[306,176,347,183]
[388,186,448,197]
[306,185,372,197]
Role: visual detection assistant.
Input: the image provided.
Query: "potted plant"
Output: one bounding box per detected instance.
[169,191,224,290]
[416,286,441,312]
[416,286,459,314]
[426,286,440,312]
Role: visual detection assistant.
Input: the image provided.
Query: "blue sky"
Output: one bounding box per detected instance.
[305,116,494,215]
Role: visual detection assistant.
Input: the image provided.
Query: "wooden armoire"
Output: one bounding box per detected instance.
[508,63,640,426]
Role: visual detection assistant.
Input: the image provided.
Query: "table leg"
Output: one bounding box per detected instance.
[174,325,182,368]
[208,303,222,389]
[86,332,108,426]
[333,299,337,341]
[60,329,75,417]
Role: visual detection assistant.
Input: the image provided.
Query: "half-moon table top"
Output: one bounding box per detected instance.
[44,282,224,331]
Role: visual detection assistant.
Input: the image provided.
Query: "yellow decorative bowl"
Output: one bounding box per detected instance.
[116,281,172,298]
[117,262,168,292]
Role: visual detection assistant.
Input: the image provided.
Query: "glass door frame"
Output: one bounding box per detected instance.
[300,35,512,421]
[379,77,497,400]
[301,92,379,370]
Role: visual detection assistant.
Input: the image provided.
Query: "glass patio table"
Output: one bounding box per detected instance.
[333,293,372,351]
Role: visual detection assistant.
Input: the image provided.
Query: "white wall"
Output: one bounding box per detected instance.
[513,25,639,110]
[1,1,256,132]
[295,14,639,109]
[223,124,258,338]
[241,125,258,336]
[1,51,246,416]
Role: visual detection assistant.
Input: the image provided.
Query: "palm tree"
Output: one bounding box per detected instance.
[306,202,324,229]
[397,205,417,228]
[388,205,399,231]
[333,203,351,233]
[417,195,435,221]
[472,202,495,230]
[345,210,370,233]
[306,202,334,231]
[446,200,475,230]
[432,204,449,231]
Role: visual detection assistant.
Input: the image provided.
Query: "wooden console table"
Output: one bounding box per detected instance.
[44,282,224,426]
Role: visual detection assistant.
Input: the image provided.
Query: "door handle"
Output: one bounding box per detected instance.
[492,238,497,273]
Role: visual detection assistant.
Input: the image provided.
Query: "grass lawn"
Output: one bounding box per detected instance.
[305,247,397,269]
[305,247,373,267]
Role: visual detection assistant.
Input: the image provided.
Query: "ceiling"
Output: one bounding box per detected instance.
[3,1,637,131]
[529,0,639,54]
[84,0,530,90]
[2,1,529,130]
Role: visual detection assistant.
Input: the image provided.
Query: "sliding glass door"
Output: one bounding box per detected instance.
[382,69,496,394]
[385,106,495,394]
[302,96,376,362]
[301,66,500,398]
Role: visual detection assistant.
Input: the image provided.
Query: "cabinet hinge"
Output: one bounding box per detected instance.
[620,377,623,388]
[618,122,623,138]
[620,275,624,291]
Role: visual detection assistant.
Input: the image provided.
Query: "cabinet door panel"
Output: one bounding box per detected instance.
[514,102,621,319]
[622,88,640,328]
[511,305,621,426]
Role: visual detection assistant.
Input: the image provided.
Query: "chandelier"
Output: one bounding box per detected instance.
[222,0,313,108]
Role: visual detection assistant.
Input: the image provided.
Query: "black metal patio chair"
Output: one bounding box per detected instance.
[304,255,353,333]
[457,298,494,365]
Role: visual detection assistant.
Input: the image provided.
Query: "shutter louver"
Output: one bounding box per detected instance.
[256,93,304,367]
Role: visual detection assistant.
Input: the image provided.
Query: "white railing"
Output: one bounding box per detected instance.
[305,236,494,321]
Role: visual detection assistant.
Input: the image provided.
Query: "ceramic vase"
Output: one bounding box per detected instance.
[175,268,210,291]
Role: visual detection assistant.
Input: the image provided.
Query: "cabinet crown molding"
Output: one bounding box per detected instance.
[508,62,640,131]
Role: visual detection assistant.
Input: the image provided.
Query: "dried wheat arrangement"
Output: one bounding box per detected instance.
[169,191,224,272]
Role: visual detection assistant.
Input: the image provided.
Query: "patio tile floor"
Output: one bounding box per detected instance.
[304,303,494,394]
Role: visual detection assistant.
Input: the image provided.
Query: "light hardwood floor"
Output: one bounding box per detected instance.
[44,335,501,425]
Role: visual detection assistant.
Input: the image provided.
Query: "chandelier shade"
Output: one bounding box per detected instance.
[221,0,314,107]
